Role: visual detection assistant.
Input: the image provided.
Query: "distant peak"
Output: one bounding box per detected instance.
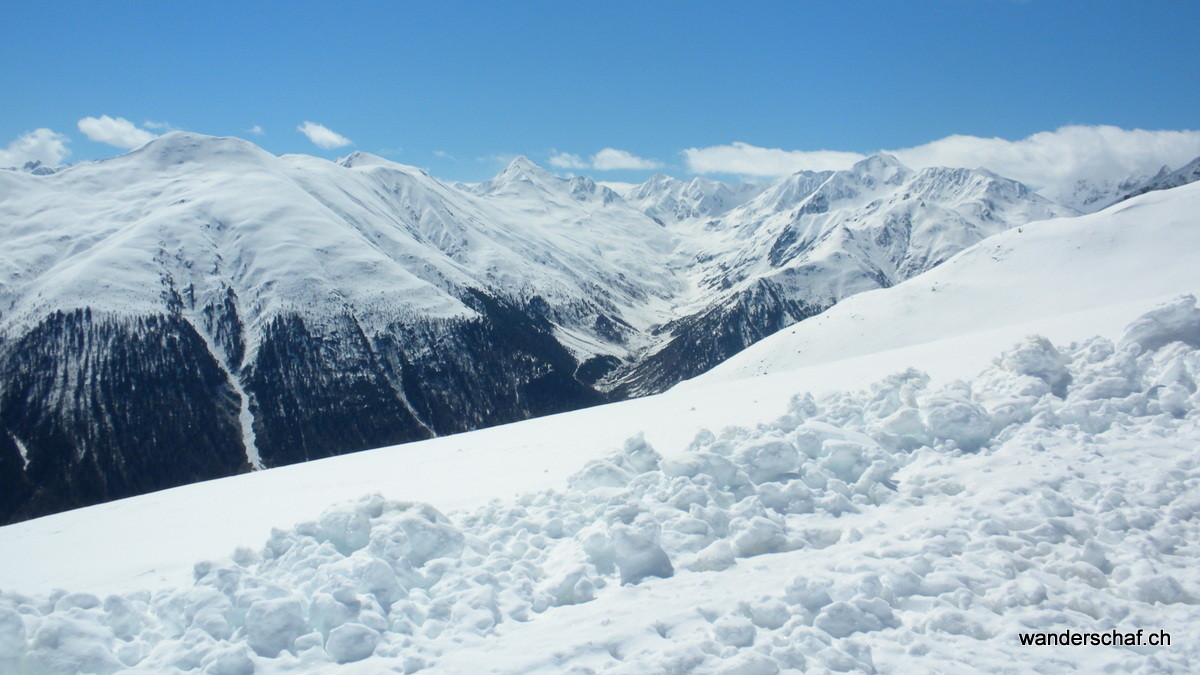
[336,151,391,168]
[973,167,1002,180]
[852,152,905,171]
[151,130,239,146]
[504,155,542,173]
[130,131,270,166]
[488,155,557,184]
[848,152,911,185]
[21,160,57,175]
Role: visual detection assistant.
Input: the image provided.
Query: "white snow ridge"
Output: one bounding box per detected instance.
[3,298,1200,673]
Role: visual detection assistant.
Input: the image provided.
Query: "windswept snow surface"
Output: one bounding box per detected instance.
[2,184,1200,671]
[3,299,1200,672]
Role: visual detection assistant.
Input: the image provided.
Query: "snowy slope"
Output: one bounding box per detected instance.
[1,182,1199,672]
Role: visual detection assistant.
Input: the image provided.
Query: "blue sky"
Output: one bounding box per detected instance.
[2,1,1198,183]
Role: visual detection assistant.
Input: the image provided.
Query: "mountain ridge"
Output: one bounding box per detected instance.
[0,133,1102,521]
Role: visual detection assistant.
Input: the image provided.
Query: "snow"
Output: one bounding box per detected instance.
[3,297,1200,671]
[1,182,1199,670]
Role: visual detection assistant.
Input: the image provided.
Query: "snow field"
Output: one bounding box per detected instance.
[3,296,1200,672]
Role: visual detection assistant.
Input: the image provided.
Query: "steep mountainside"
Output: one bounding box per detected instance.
[0,134,674,521]
[0,134,1076,521]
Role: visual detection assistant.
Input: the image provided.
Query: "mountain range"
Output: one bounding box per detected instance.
[0,132,1196,522]
[2,177,1198,673]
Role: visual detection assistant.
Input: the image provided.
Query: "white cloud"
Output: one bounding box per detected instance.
[683,126,1200,195]
[591,148,662,171]
[0,128,71,168]
[549,151,588,169]
[433,150,456,161]
[684,142,864,176]
[891,126,1200,192]
[549,148,662,171]
[141,120,176,131]
[297,121,352,149]
[77,115,158,150]
[245,125,265,136]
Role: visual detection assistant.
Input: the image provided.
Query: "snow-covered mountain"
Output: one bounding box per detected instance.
[0,134,684,522]
[1039,173,1151,214]
[1035,155,1200,213]
[622,174,765,224]
[0,134,1076,522]
[1106,155,1200,207]
[1,180,1198,673]
[611,153,1075,395]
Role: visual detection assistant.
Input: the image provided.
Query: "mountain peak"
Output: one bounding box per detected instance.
[848,152,911,185]
[503,155,545,175]
[20,160,57,176]
[127,131,273,168]
[337,150,393,168]
[481,155,563,196]
[851,152,906,172]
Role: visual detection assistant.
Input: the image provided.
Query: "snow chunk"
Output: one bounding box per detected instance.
[785,577,834,613]
[325,623,381,663]
[611,520,674,585]
[712,614,756,647]
[615,432,663,474]
[813,597,896,638]
[316,502,373,554]
[245,597,307,658]
[1122,294,1200,352]
[26,616,122,674]
[199,644,255,675]
[568,460,632,492]
[919,383,992,450]
[733,437,800,483]
[731,516,788,557]
[999,335,1071,396]
[0,606,26,659]
[662,452,749,490]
